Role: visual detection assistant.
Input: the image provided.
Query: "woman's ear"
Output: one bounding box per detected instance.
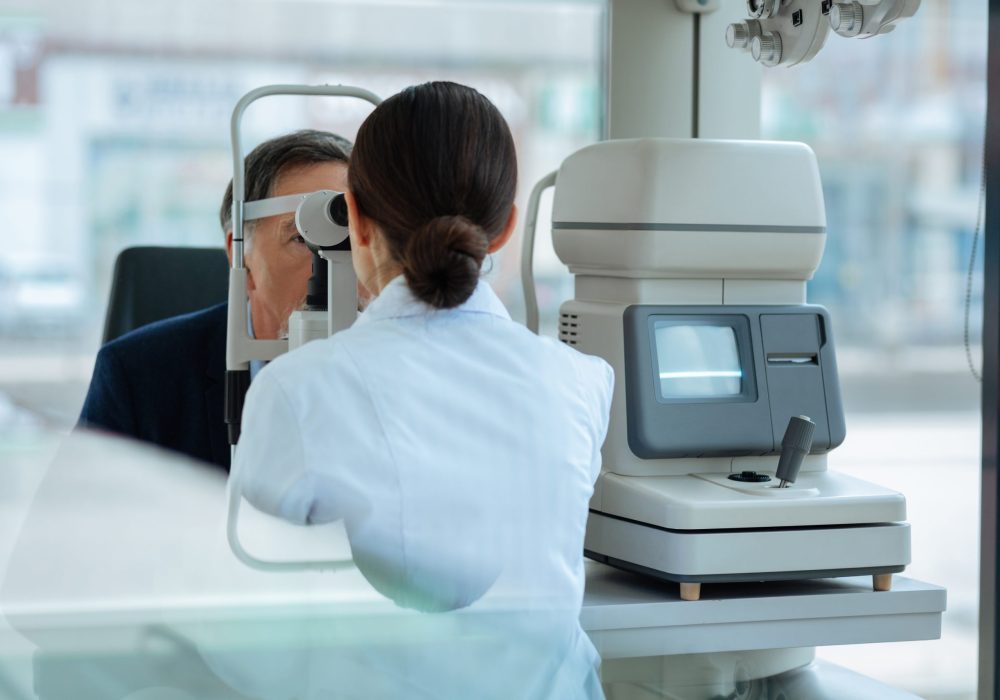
[487,204,518,254]
[345,191,373,248]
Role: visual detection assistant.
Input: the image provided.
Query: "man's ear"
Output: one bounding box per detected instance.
[225,230,234,265]
[345,191,373,248]
[487,204,518,254]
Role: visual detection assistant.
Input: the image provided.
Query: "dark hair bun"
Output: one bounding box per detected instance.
[402,215,488,309]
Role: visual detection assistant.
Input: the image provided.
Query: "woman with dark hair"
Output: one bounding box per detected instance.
[232,81,612,696]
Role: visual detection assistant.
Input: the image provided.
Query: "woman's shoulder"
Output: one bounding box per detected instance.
[567,344,615,401]
[257,331,363,390]
[510,325,614,395]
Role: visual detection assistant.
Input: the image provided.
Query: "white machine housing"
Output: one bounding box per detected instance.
[549,138,909,585]
[554,138,829,478]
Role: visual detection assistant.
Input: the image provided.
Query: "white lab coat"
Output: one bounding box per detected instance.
[231,275,613,698]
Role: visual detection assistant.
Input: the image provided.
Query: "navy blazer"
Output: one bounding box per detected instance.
[79,303,230,470]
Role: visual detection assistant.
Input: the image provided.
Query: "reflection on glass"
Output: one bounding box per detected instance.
[1,430,602,700]
[655,324,742,399]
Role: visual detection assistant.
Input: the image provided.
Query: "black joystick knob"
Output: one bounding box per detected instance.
[776,415,816,488]
[728,470,771,483]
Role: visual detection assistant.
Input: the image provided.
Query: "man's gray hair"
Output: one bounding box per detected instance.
[220,129,353,235]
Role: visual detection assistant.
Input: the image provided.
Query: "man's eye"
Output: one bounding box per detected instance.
[291,234,307,245]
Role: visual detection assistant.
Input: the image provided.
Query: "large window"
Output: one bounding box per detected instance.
[762,3,984,697]
[0,1,982,698]
[0,0,604,427]
[0,2,605,696]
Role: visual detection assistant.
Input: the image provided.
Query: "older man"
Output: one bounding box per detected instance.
[79,130,351,470]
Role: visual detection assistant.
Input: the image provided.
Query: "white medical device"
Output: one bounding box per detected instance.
[224,85,380,572]
[224,84,381,447]
[725,0,921,67]
[523,137,910,601]
[241,188,357,349]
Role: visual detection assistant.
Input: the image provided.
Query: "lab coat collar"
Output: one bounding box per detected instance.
[354,275,511,327]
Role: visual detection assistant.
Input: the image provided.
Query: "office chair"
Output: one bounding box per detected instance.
[102,246,229,344]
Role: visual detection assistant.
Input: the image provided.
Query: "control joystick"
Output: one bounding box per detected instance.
[776,416,816,488]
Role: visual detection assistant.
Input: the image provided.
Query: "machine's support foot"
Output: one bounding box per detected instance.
[679,582,701,601]
[873,574,893,592]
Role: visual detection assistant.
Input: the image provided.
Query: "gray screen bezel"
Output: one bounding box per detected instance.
[623,304,845,459]
[648,315,757,405]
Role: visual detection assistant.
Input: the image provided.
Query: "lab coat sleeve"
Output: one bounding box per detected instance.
[577,355,615,482]
[231,370,314,525]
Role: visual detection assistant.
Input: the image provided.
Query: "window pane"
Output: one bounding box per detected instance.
[762,2,985,697]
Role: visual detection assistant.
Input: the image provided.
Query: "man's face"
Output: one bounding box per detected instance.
[242,161,348,340]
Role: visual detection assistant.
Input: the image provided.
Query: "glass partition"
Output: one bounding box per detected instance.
[762,2,985,697]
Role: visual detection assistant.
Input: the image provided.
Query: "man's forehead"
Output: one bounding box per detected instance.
[242,161,348,224]
[271,161,348,197]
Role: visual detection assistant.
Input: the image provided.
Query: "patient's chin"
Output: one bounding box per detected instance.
[279,299,311,341]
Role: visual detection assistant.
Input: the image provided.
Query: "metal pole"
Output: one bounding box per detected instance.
[979,5,1000,697]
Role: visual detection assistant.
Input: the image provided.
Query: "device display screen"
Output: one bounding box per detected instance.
[653,323,743,399]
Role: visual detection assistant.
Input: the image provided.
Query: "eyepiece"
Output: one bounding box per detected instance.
[328,192,349,227]
[295,190,350,250]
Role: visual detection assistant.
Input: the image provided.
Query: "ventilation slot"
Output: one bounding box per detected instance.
[559,313,580,346]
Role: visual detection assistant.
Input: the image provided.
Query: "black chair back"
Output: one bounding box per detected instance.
[102,246,229,344]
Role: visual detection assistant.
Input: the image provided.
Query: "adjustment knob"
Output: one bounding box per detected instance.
[726,22,750,49]
[729,471,772,483]
[751,31,782,67]
[726,20,762,52]
[830,2,864,37]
